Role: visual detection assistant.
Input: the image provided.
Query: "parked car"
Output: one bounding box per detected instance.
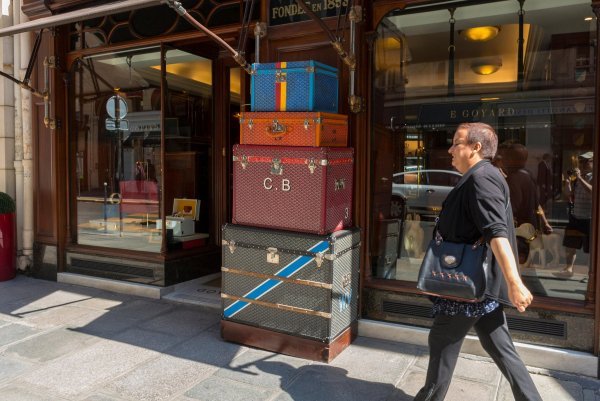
[391,169,462,219]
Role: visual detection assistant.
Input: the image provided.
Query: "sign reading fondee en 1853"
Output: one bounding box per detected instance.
[270,0,350,26]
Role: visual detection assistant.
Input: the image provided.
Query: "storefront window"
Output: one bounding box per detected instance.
[73,47,164,252]
[370,0,596,302]
[163,48,213,251]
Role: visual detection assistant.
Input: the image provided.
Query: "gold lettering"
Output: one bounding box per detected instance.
[462,110,469,118]
[450,110,457,119]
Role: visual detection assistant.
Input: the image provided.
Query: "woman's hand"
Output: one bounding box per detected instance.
[508,282,533,312]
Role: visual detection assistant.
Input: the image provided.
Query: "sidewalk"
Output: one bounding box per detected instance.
[0,275,598,401]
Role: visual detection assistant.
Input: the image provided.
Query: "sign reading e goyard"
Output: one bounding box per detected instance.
[270,0,350,26]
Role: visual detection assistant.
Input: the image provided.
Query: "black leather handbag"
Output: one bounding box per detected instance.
[416,231,488,302]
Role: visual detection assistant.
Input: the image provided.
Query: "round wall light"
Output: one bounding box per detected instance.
[460,26,500,42]
[471,58,503,75]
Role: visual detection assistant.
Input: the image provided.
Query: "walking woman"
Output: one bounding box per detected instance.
[414,123,542,401]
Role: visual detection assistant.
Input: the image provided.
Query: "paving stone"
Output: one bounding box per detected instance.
[277,364,398,401]
[442,377,497,401]
[71,292,133,311]
[110,326,187,353]
[327,337,420,385]
[414,352,501,384]
[4,327,100,362]
[393,369,426,399]
[16,328,181,398]
[101,299,175,321]
[0,277,59,308]
[166,329,249,367]
[498,374,584,401]
[20,305,107,328]
[103,350,217,401]
[8,289,100,315]
[532,375,586,401]
[82,394,128,401]
[0,385,67,401]
[393,368,497,401]
[139,307,219,337]
[0,323,39,347]
[0,356,34,382]
[215,349,310,389]
[185,376,276,401]
[450,355,501,384]
[68,310,140,337]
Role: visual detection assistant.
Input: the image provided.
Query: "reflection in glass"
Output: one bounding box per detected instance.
[74,47,163,252]
[370,0,595,302]
[162,49,213,252]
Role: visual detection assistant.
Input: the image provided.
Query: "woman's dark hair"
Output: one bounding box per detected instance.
[457,122,498,159]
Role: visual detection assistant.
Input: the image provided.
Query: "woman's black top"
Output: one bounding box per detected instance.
[435,159,516,307]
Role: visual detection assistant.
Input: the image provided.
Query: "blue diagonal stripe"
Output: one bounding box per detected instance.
[224,240,329,318]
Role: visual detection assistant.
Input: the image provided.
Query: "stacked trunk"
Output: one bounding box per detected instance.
[221,61,361,360]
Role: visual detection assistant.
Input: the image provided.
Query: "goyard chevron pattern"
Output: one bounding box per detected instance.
[232,144,354,234]
[221,224,361,341]
[251,61,339,113]
[239,111,348,147]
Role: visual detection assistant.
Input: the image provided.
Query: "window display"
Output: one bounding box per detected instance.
[370,0,596,303]
[73,47,213,253]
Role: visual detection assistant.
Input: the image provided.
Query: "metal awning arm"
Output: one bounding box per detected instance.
[294,0,355,70]
[24,30,43,85]
[0,30,45,99]
[0,68,44,99]
[164,0,252,74]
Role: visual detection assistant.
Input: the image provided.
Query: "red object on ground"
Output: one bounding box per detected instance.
[0,213,16,281]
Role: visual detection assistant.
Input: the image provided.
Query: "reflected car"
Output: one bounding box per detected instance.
[391,169,462,219]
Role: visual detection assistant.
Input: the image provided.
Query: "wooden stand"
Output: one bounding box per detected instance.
[221,320,358,363]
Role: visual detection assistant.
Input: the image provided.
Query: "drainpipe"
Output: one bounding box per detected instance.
[19,5,33,271]
[12,0,25,267]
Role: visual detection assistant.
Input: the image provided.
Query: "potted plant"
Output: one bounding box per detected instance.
[0,192,16,281]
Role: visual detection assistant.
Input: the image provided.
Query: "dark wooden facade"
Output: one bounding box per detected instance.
[20,0,600,356]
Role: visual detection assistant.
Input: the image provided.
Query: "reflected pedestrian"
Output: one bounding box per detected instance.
[537,153,553,210]
[558,151,593,279]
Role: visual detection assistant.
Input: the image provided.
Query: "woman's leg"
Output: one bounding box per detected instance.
[474,306,542,401]
[415,314,475,401]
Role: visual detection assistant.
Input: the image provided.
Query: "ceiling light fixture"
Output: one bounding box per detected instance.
[460,26,500,42]
[471,58,503,75]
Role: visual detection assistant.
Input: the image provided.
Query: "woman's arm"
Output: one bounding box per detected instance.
[489,237,533,312]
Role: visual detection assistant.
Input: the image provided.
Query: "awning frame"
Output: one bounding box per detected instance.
[0,0,164,38]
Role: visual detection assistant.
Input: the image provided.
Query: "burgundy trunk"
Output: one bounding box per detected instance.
[232,145,353,234]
